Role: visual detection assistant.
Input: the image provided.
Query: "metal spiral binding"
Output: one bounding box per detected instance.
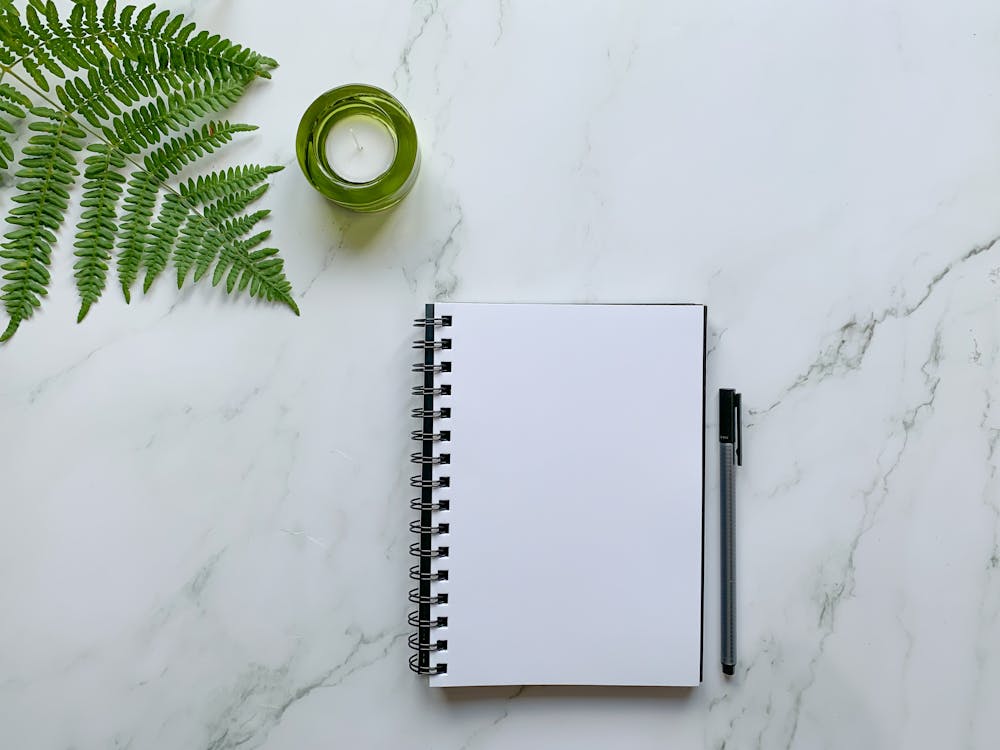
[412,384,451,397]
[408,306,451,676]
[411,362,452,374]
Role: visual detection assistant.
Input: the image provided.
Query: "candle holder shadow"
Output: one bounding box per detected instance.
[297,84,419,212]
[325,204,398,251]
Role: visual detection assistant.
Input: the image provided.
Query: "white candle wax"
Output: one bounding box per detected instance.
[324,115,397,183]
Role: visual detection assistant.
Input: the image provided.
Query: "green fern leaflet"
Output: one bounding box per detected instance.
[0,0,297,343]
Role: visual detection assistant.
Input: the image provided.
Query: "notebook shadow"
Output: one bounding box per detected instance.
[442,685,696,703]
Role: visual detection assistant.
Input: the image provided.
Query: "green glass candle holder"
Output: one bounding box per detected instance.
[296,84,420,212]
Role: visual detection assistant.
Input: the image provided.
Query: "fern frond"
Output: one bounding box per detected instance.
[167,167,293,311]
[115,167,154,301]
[174,212,207,287]
[141,191,185,292]
[115,117,256,299]
[202,185,270,228]
[102,76,251,154]
[112,2,277,80]
[174,194,272,289]
[1,0,277,93]
[215,236,298,314]
[24,1,89,72]
[0,2,63,91]
[177,166,281,285]
[0,82,32,169]
[56,57,190,128]
[147,121,256,177]
[197,209,271,280]
[114,121,258,297]
[0,107,84,341]
[172,181,268,287]
[0,1,295,341]
[180,164,282,204]
[74,143,125,321]
[0,5,16,69]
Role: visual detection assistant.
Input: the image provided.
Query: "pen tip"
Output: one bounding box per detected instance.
[722,664,735,676]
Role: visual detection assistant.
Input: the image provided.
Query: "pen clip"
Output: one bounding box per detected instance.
[734,393,742,466]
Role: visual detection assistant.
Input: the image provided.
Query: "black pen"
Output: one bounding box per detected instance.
[719,389,742,676]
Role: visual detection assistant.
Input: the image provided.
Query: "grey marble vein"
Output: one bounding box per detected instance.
[756,234,999,417]
[393,0,442,90]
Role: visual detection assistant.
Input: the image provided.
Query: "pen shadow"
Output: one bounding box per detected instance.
[442,685,696,704]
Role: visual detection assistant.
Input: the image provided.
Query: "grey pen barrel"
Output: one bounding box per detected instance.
[720,442,736,674]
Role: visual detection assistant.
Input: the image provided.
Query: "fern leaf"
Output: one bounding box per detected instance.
[19,1,72,86]
[174,166,281,283]
[74,143,125,322]
[203,184,270,220]
[66,4,104,68]
[114,121,257,297]
[212,228,268,289]
[0,6,17,68]
[105,1,276,81]
[214,234,298,315]
[57,60,145,127]
[173,190,273,289]
[0,1,296,340]
[0,107,84,341]
[101,76,252,154]
[141,191,185,292]
[0,82,32,169]
[174,212,207,287]
[57,57,191,128]
[198,209,271,282]
[180,164,282,205]
[0,5,53,91]
[115,167,155,301]
[2,0,275,98]
[26,0,88,72]
[147,121,256,178]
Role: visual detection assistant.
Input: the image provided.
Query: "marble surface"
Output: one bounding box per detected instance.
[1,0,999,747]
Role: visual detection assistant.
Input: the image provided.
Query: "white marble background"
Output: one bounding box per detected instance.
[1,0,999,747]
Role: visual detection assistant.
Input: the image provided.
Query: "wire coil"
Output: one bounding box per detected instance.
[410,498,450,512]
[412,384,451,397]
[412,338,452,351]
[411,362,452,374]
[410,407,451,419]
[410,653,447,675]
[410,564,448,582]
[411,429,451,442]
[409,305,451,676]
[409,541,449,558]
[408,611,448,627]
[413,316,452,327]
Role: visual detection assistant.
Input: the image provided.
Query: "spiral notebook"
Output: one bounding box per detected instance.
[409,303,707,687]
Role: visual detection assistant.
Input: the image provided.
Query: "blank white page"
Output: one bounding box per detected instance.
[426,303,705,687]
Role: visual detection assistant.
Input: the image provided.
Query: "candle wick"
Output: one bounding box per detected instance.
[349,128,364,151]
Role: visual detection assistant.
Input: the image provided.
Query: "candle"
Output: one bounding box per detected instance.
[324,114,397,184]
[297,84,420,212]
